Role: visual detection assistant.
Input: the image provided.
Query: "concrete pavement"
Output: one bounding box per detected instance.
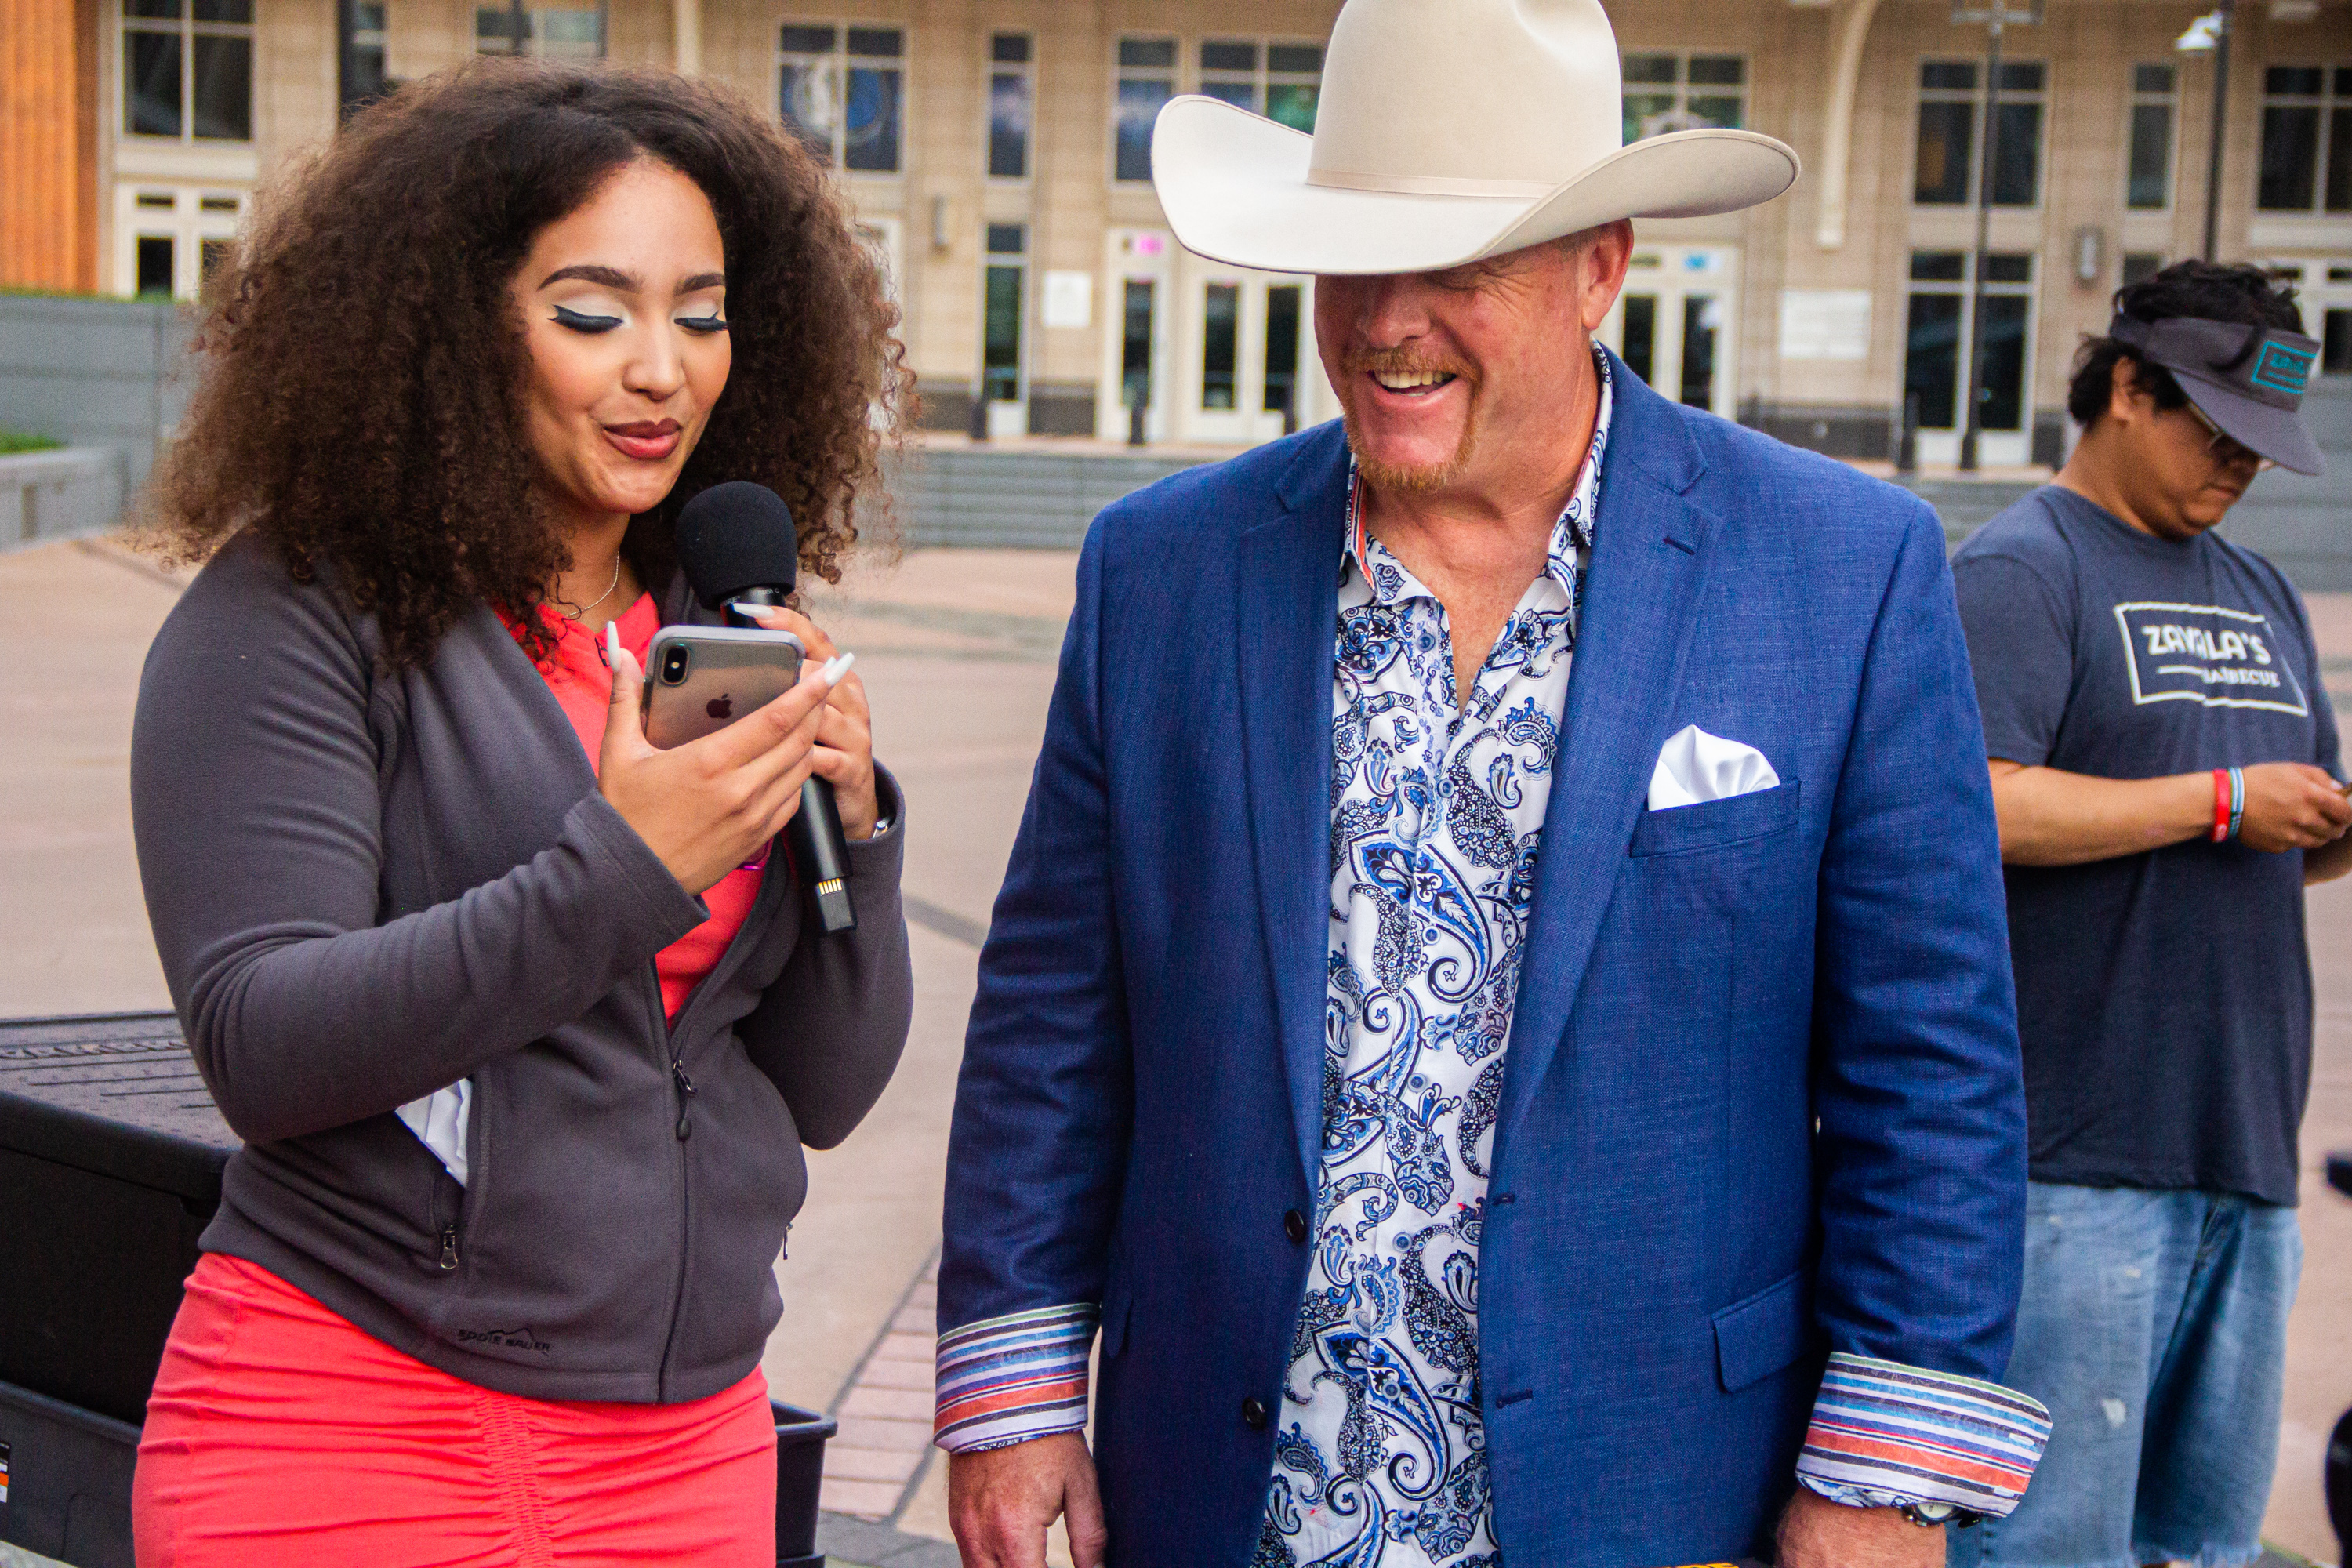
[3,534,2350,1566]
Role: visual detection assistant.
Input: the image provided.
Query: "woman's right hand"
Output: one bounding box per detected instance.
[597,624,840,895]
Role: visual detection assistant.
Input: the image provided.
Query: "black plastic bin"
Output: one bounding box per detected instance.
[0,1014,834,1567]
[773,1401,838,1568]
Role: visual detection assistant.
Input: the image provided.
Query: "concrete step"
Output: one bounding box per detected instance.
[890,447,1206,550]
[893,447,2060,560]
[1894,476,2045,546]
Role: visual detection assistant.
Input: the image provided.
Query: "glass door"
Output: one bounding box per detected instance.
[1099,228,1174,440]
[1903,249,2035,467]
[1599,245,1739,417]
[1168,260,1323,445]
[981,223,1026,437]
[1099,236,1330,445]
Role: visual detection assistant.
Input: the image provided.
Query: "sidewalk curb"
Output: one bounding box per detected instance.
[817,1511,963,1568]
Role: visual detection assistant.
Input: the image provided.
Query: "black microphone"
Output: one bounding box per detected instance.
[673,481,856,936]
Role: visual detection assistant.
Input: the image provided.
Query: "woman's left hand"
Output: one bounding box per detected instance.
[734,604,881,840]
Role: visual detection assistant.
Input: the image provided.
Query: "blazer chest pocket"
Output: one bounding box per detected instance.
[1630,778,1801,858]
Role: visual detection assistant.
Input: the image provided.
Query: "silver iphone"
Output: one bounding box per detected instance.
[641,625,806,750]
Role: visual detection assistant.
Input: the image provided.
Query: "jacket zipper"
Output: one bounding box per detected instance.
[440,1225,460,1271]
[650,848,794,1397]
[652,955,692,1401]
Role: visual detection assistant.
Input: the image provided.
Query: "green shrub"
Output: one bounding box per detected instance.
[0,431,65,454]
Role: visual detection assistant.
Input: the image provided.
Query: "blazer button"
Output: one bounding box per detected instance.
[1283,1209,1308,1243]
[1241,1395,1269,1430]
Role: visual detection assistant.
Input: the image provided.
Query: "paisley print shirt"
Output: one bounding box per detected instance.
[1250,356,1610,1568]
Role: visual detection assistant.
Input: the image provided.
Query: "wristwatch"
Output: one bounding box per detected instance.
[1895,1501,1984,1530]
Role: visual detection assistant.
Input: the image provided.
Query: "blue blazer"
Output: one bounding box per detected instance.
[942,361,2026,1566]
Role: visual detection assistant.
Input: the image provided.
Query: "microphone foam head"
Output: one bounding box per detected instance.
[674,481,800,606]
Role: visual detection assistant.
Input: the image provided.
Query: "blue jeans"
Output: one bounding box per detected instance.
[1949,1182,2302,1568]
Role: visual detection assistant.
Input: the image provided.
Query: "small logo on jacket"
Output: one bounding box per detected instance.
[2112,601,2310,717]
[457,1324,554,1354]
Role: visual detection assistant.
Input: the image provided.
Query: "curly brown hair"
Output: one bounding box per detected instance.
[143,60,911,666]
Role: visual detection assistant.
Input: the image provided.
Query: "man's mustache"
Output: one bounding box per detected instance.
[1338,347,1479,387]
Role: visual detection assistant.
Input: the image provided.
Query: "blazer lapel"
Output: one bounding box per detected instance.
[1238,433,1348,1189]
[1494,373,1724,1166]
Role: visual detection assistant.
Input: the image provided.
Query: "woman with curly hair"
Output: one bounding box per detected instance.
[127,60,913,1565]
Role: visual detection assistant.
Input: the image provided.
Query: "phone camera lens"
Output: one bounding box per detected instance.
[659,645,691,685]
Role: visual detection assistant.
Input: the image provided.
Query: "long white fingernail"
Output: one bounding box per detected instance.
[821,652,855,687]
[604,622,622,667]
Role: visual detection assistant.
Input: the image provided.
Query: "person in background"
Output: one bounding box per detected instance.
[1950,260,2343,1568]
[129,62,912,1565]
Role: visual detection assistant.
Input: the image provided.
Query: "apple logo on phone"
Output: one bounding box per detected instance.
[706,693,733,720]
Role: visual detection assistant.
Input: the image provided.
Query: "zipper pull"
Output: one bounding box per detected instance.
[672,1061,696,1098]
[673,1059,695,1140]
[439,1225,459,1272]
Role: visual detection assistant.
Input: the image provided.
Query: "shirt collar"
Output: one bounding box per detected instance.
[1343,344,1613,608]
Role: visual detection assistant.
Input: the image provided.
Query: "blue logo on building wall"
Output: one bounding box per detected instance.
[2251,339,2314,397]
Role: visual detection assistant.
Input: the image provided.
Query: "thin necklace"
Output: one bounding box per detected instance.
[553,555,622,622]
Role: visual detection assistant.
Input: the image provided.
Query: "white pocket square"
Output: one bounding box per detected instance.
[1648,724,1781,811]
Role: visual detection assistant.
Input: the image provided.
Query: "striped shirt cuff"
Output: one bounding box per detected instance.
[1795,1352,2053,1519]
[934,1303,1098,1453]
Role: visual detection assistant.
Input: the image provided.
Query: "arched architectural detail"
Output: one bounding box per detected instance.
[1814,0,1884,249]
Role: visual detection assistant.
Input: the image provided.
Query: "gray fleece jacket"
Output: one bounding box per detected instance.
[130,531,913,1403]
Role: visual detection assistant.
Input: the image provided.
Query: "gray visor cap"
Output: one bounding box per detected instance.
[2108,314,2325,476]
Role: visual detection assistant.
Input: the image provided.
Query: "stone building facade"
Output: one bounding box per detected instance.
[4,0,2347,461]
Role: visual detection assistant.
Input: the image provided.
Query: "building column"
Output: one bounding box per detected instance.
[0,0,96,289]
[1813,0,1883,249]
[673,0,700,74]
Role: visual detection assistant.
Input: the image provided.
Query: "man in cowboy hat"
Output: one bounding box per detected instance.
[935,0,2050,1563]
[1951,261,2343,1568]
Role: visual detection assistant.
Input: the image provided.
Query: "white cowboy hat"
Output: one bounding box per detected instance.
[1150,0,1800,277]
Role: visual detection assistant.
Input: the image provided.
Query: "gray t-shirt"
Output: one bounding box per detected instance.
[1951,485,2338,1205]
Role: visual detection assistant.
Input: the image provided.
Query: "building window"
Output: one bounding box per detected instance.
[1201,282,1239,409]
[2127,64,2174,210]
[1679,296,1721,410]
[982,223,1025,403]
[1915,60,2045,207]
[1122,279,1156,409]
[339,0,388,115]
[124,0,253,142]
[1263,284,1302,419]
[779,24,903,172]
[1114,38,1176,182]
[1196,40,1323,131]
[988,33,1033,179]
[2257,66,2351,212]
[1199,39,1257,108]
[475,2,603,58]
[2122,251,2166,286]
[135,235,175,296]
[1904,250,2034,431]
[1621,294,1657,385]
[1620,53,1745,143]
[1113,37,1317,182]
